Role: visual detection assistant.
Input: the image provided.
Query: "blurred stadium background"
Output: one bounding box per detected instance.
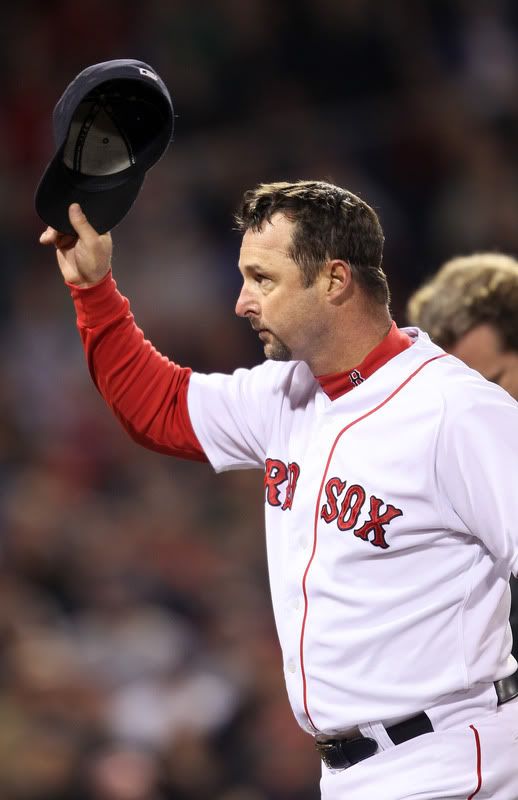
[2,1,518,798]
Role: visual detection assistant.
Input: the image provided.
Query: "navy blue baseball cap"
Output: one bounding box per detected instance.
[35,59,174,235]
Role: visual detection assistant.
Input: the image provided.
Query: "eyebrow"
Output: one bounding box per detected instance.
[239,263,273,274]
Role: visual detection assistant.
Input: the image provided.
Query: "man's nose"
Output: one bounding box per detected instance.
[235,284,259,318]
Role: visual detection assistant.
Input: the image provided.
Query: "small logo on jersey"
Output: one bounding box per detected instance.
[320,477,402,548]
[264,458,301,510]
[349,369,365,387]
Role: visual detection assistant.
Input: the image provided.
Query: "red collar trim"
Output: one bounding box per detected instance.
[316,322,413,400]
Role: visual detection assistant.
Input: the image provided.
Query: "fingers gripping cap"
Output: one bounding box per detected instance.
[35,59,174,235]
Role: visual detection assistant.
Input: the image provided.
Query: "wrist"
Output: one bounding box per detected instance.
[68,270,128,329]
[66,269,112,291]
[66,269,113,292]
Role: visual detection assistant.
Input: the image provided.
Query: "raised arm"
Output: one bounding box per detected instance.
[40,204,207,462]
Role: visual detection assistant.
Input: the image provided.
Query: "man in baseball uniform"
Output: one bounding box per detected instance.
[40,182,518,799]
[407,253,518,664]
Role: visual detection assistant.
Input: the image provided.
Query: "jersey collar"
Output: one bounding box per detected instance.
[316,321,413,400]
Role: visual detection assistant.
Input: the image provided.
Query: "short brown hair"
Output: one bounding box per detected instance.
[235,180,389,305]
[407,253,518,350]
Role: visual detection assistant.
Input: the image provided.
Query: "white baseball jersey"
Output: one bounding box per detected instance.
[187,327,518,736]
[70,276,518,799]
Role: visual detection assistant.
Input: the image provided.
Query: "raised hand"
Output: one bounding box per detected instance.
[39,203,113,287]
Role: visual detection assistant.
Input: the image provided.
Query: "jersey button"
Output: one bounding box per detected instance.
[292,597,300,611]
[287,659,296,674]
[300,536,308,549]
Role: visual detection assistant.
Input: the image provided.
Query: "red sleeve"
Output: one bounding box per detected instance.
[68,271,208,462]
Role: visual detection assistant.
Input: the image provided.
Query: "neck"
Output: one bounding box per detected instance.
[308,305,392,376]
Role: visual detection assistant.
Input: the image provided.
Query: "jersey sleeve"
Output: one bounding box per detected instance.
[436,378,518,576]
[187,360,289,473]
[69,271,207,462]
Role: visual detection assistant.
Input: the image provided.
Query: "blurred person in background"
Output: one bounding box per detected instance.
[82,741,165,800]
[407,252,518,661]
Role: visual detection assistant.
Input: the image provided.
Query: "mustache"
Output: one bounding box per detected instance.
[249,319,264,333]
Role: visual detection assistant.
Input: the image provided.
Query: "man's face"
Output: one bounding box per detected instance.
[448,322,518,400]
[236,213,328,364]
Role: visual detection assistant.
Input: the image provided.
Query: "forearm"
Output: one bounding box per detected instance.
[69,271,207,462]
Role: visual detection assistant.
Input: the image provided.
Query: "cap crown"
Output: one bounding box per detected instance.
[35,59,174,234]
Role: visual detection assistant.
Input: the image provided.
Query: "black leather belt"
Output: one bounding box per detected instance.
[315,669,518,771]
[315,711,432,771]
[495,669,518,705]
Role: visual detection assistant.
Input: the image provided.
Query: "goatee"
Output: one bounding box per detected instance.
[266,338,292,361]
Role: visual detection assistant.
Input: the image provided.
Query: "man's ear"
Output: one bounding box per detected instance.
[326,259,353,304]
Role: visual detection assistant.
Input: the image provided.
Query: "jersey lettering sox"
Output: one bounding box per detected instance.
[187,327,518,735]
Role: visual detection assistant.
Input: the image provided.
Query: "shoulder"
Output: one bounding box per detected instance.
[190,358,316,401]
[405,328,518,423]
[400,326,518,417]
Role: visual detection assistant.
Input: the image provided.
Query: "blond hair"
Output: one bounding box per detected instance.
[407,253,518,350]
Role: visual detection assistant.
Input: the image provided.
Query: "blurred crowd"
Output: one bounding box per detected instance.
[2,1,518,798]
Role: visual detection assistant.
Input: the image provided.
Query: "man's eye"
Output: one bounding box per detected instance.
[255,274,270,284]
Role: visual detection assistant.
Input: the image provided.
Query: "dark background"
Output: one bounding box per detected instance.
[1,2,518,798]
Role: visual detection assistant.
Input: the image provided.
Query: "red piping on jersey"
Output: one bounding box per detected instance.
[299,353,447,732]
[467,725,482,799]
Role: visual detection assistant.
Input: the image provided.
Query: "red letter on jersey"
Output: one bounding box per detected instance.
[282,462,301,511]
[337,484,366,531]
[354,495,403,549]
[320,477,347,523]
[264,458,288,506]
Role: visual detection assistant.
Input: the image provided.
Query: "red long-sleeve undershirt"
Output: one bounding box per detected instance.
[69,271,208,462]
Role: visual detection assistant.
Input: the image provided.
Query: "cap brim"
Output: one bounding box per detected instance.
[35,156,145,236]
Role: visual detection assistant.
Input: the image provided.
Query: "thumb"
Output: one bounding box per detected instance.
[68,203,99,243]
